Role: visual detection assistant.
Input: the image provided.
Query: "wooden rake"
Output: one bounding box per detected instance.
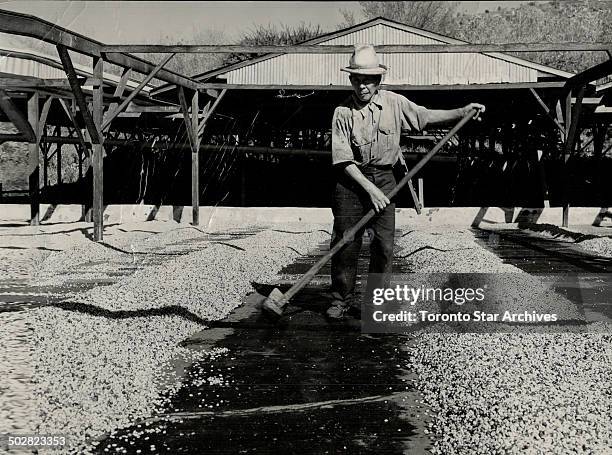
[260,109,478,319]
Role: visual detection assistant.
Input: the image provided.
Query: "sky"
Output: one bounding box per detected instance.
[0,1,539,44]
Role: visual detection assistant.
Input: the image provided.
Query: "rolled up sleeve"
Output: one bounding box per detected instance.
[399,95,430,132]
[332,107,357,166]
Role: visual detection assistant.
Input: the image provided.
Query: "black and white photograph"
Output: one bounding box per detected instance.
[1,1,611,453]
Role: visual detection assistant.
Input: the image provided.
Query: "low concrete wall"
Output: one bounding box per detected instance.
[1,204,611,227]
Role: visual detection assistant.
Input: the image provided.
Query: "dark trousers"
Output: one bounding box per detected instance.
[330,166,396,304]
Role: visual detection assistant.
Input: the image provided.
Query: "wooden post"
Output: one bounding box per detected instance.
[562,92,572,227]
[56,144,62,185]
[191,90,199,226]
[593,124,606,159]
[43,142,48,187]
[418,178,424,208]
[240,157,246,207]
[92,56,104,241]
[78,147,83,181]
[536,149,550,208]
[27,92,39,225]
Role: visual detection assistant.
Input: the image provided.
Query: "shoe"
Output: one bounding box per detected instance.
[326,303,349,320]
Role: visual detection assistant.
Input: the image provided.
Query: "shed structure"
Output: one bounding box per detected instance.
[154,17,610,218]
[1,12,612,238]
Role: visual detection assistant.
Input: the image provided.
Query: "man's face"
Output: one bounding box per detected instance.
[349,74,381,103]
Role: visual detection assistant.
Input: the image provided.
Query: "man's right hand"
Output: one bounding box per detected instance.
[342,163,391,213]
[367,183,390,213]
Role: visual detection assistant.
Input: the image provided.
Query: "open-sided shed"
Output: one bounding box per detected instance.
[1,11,611,239]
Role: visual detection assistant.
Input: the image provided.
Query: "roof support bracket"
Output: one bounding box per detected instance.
[38,96,54,139]
[103,68,132,127]
[529,88,566,137]
[56,44,102,144]
[0,89,36,142]
[58,98,90,155]
[196,88,227,146]
[101,53,175,131]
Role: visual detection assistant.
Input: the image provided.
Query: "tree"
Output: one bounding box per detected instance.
[342,0,612,76]
[453,1,612,75]
[140,28,230,79]
[341,1,460,35]
[223,22,325,65]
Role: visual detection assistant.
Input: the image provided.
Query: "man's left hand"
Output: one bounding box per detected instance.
[465,103,486,120]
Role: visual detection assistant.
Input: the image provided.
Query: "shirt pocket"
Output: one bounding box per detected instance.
[350,129,372,163]
[378,115,399,152]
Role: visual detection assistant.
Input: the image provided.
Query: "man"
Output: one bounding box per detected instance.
[326,44,485,319]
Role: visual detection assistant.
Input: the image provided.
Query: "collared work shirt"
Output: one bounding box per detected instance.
[332,90,430,167]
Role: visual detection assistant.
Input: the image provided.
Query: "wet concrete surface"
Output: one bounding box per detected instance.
[91,230,431,454]
[474,227,612,322]
[473,227,612,274]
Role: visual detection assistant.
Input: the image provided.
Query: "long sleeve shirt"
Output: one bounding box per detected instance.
[332,90,467,167]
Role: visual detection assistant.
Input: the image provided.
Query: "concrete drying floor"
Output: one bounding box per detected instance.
[2,221,612,453]
[89,225,611,453]
[88,232,431,454]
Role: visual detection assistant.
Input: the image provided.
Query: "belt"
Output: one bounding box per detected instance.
[360,164,394,171]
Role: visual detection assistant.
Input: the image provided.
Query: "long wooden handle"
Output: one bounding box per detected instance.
[281,109,476,304]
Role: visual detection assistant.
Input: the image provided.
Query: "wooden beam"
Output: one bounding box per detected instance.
[92,56,105,241]
[124,104,180,113]
[0,77,113,89]
[103,68,132,127]
[101,53,175,131]
[0,133,26,141]
[571,97,602,105]
[0,89,36,142]
[58,98,89,154]
[0,10,198,90]
[198,81,567,91]
[555,99,565,139]
[564,58,612,91]
[56,45,102,145]
[27,92,39,225]
[196,101,212,136]
[197,89,227,140]
[102,43,612,54]
[529,88,566,136]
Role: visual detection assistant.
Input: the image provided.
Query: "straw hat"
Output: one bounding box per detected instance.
[341,44,387,75]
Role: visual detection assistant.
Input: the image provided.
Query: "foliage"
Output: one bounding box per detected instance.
[453,1,612,74]
[139,28,230,79]
[223,22,325,66]
[341,1,460,35]
[346,0,612,75]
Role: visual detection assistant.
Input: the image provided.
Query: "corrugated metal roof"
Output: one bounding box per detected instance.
[225,23,538,86]
[0,47,155,91]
